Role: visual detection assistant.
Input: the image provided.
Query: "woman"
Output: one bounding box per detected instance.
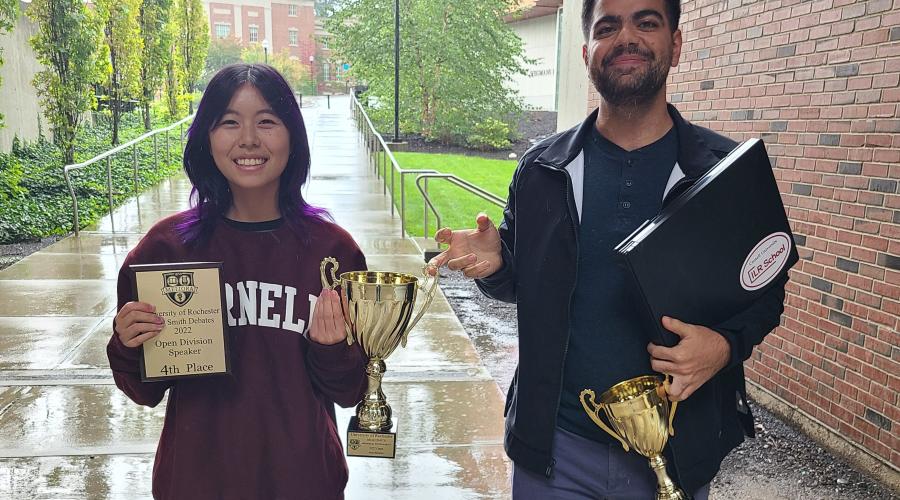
[107,64,367,499]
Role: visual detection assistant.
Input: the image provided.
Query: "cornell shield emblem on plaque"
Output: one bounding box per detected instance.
[161,272,199,307]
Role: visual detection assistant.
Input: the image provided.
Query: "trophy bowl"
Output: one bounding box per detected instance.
[321,257,437,457]
[581,375,686,500]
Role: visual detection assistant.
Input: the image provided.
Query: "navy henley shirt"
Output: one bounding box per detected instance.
[556,124,679,444]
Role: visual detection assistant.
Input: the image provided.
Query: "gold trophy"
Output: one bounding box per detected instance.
[320,257,438,458]
[580,375,685,500]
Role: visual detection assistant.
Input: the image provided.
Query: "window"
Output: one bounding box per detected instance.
[288,4,298,16]
[215,23,231,39]
[323,64,330,81]
[249,25,259,42]
[321,37,329,49]
[289,28,299,46]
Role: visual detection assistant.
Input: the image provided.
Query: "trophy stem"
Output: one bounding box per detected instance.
[648,454,686,500]
[356,358,392,432]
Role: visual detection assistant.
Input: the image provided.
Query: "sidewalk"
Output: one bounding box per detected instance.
[0,95,511,499]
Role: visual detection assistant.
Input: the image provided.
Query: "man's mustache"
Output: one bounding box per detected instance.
[602,45,656,67]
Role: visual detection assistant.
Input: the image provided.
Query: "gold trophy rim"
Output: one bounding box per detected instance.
[334,269,423,285]
[599,374,666,404]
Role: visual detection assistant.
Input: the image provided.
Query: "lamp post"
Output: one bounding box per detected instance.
[262,39,270,64]
[393,0,400,142]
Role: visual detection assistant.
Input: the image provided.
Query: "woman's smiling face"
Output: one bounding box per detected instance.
[209,83,290,198]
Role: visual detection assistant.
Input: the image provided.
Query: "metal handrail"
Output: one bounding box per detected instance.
[414,173,506,239]
[349,91,508,238]
[63,113,195,235]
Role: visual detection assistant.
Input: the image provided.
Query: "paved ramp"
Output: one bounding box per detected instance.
[0,95,511,499]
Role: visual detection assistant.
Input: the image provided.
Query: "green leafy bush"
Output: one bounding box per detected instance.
[466,118,513,150]
[0,154,28,201]
[0,110,185,243]
[362,93,520,151]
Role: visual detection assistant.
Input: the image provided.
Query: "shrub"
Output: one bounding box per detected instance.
[0,109,185,243]
[466,117,513,150]
[0,154,27,201]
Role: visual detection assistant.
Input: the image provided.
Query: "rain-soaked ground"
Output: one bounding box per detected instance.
[437,268,898,500]
[0,244,896,499]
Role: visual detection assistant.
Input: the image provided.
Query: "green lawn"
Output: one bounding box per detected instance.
[387,152,516,238]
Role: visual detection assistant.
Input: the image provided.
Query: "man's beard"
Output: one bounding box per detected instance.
[590,44,671,107]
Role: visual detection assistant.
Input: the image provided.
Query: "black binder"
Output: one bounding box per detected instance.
[615,138,799,347]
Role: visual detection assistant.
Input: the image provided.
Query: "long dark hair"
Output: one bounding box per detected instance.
[176,63,329,245]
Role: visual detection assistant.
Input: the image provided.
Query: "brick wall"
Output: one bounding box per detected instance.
[242,6,265,44]
[272,2,317,74]
[587,0,899,472]
[208,2,235,39]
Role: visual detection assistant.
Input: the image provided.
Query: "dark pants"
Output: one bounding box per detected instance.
[512,427,710,500]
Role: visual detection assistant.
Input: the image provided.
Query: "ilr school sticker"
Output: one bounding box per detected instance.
[740,232,792,291]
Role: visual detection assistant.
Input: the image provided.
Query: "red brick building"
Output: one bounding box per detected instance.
[583,0,898,485]
[202,0,319,81]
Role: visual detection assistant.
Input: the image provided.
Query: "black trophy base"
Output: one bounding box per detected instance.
[347,416,397,458]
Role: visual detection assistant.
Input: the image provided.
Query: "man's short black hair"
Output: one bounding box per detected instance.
[582,0,681,40]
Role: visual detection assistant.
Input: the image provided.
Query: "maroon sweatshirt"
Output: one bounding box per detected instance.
[107,213,368,500]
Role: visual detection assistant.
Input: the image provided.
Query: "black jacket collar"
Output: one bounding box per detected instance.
[534,104,723,179]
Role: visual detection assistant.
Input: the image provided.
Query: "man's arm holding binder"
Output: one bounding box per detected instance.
[711,273,788,370]
[647,273,788,401]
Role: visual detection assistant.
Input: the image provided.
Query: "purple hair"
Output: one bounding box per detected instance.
[176,63,330,245]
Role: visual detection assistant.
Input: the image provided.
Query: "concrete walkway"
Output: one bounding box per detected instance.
[0,95,511,499]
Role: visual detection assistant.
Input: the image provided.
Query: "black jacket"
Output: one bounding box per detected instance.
[477,105,788,494]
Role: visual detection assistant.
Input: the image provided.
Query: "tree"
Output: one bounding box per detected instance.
[205,36,243,76]
[272,50,314,94]
[95,0,143,145]
[240,46,314,95]
[315,0,339,18]
[327,0,528,145]
[171,0,209,114]
[138,0,173,130]
[28,0,104,164]
[240,43,264,64]
[0,0,19,128]
[163,10,181,119]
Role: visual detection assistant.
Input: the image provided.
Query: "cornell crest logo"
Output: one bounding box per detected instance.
[162,272,199,307]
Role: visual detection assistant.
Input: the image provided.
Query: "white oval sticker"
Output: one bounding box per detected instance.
[740,232,792,291]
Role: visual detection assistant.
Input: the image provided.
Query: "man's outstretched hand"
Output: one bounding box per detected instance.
[427,213,503,279]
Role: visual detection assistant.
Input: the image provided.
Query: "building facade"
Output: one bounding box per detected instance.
[0,4,44,152]
[202,0,318,81]
[315,18,349,93]
[506,1,563,111]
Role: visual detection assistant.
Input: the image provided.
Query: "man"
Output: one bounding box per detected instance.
[429,0,788,498]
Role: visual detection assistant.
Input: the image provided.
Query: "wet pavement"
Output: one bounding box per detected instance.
[0,96,511,499]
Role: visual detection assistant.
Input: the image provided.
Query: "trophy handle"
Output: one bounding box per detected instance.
[399,264,439,348]
[579,389,630,452]
[664,375,677,437]
[320,257,355,346]
[320,257,339,290]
